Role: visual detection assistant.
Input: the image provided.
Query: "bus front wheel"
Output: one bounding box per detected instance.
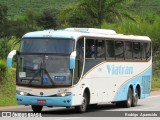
[31,105,43,113]
[75,92,88,113]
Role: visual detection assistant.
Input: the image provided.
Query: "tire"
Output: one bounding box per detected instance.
[31,105,43,113]
[132,89,139,107]
[75,92,88,113]
[123,88,133,108]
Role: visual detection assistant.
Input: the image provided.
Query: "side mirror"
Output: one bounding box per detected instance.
[7,50,17,68]
[70,51,76,69]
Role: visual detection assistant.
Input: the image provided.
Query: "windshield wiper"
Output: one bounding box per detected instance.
[28,56,55,86]
[42,58,55,86]
[28,60,43,86]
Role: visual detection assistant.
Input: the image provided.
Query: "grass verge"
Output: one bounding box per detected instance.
[152,74,160,91]
[0,68,17,106]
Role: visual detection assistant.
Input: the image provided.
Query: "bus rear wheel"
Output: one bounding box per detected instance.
[31,105,43,113]
[75,92,88,113]
[132,89,139,107]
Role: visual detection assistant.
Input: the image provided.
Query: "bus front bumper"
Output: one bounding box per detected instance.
[16,94,72,107]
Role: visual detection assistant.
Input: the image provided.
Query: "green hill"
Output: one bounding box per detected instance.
[141,0,160,13]
[1,0,160,16]
[0,0,78,15]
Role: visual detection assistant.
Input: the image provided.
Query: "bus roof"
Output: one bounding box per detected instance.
[22,28,151,41]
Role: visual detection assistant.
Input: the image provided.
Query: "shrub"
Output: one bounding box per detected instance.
[0,59,7,81]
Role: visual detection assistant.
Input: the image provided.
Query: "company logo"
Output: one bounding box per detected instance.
[107,65,133,75]
[19,88,32,92]
[1,112,42,117]
[2,112,11,117]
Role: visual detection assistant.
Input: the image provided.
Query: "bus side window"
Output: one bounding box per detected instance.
[133,42,141,60]
[74,39,84,84]
[86,39,95,58]
[96,40,105,59]
[115,41,124,59]
[146,42,151,60]
[76,39,84,60]
[106,40,114,59]
[125,41,133,60]
[141,42,146,60]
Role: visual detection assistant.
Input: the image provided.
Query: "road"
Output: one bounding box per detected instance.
[0,94,160,118]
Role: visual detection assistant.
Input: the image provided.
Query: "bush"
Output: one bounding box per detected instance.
[0,59,7,81]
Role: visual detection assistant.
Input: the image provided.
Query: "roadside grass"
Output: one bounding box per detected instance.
[152,74,160,91]
[0,68,17,106]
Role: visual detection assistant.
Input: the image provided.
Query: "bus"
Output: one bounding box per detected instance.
[7,28,152,113]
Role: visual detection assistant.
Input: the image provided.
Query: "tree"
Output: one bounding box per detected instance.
[60,0,134,27]
[24,9,38,30]
[59,5,98,27]
[0,38,11,59]
[0,4,8,38]
[0,3,8,24]
[36,8,59,29]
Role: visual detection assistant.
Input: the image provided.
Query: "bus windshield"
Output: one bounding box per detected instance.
[17,54,72,87]
[20,38,74,54]
[17,38,74,87]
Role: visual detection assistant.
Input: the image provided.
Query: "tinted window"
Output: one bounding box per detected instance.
[115,41,124,59]
[133,42,141,59]
[96,40,105,59]
[125,41,133,59]
[106,40,114,59]
[75,39,84,84]
[86,39,95,58]
[141,42,146,60]
[76,39,84,59]
[146,42,151,59]
[21,39,74,54]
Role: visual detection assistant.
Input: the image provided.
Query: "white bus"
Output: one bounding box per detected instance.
[7,28,152,113]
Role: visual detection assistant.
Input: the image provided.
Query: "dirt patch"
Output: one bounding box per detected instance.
[151,89,160,96]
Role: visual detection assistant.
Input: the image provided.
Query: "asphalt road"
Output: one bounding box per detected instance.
[39,95,160,117]
[1,94,160,118]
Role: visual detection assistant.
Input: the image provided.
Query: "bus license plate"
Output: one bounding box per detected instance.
[37,100,46,104]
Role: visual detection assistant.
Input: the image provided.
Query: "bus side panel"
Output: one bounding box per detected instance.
[114,66,152,102]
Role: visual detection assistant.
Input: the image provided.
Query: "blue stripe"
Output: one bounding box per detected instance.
[16,94,72,107]
[114,66,152,101]
[7,58,13,68]
[70,57,76,69]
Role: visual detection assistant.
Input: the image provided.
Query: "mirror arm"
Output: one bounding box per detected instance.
[7,50,17,68]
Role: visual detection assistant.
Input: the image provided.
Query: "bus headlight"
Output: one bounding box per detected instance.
[16,90,28,96]
[57,92,72,97]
